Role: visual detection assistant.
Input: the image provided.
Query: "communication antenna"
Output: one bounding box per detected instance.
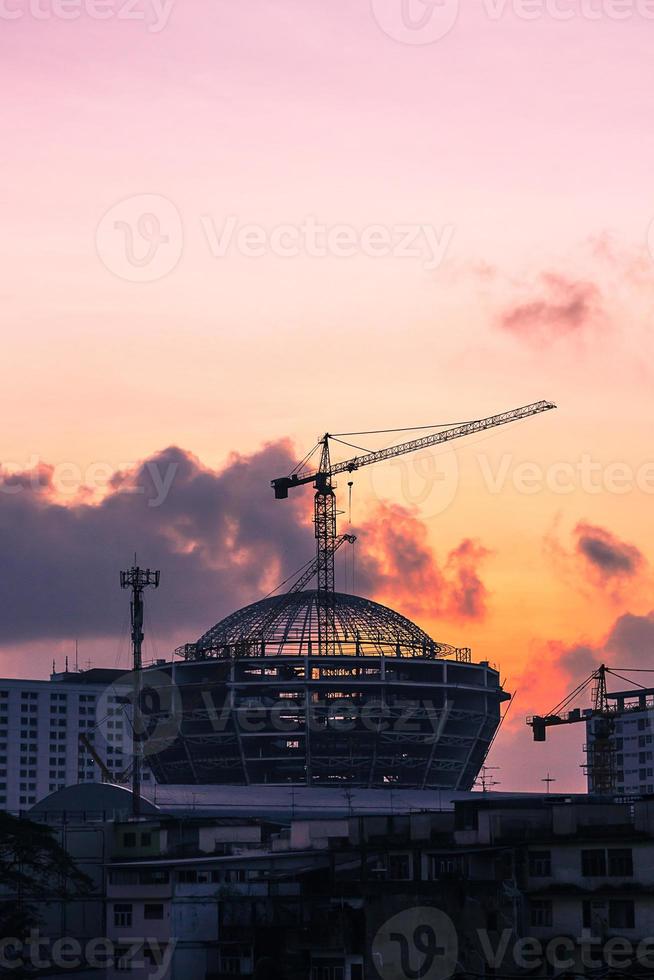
[477,765,501,793]
[120,564,160,818]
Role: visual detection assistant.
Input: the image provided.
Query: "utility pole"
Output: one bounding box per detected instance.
[542,773,556,794]
[120,564,160,819]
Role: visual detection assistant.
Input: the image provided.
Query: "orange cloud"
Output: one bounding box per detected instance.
[354,502,491,624]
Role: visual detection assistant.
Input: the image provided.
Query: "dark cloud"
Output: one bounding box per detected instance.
[0,449,492,657]
[0,442,309,646]
[575,522,643,580]
[498,272,602,345]
[558,612,654,685]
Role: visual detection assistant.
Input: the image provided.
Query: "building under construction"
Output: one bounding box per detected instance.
[140,403,555,793]
[147,590,509,789]
[529,664,654,797]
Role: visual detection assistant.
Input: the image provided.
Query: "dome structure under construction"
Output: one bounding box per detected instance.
[146,591,509,790]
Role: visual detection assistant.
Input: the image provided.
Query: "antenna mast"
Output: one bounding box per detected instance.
[120,564,160,818]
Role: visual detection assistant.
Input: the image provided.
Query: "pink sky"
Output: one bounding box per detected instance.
[1,0,654,791]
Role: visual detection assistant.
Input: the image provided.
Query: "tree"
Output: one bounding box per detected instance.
[0,810,93,938]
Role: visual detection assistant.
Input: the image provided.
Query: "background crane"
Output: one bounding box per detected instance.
[527,664,654,796]
[272,401,556,653]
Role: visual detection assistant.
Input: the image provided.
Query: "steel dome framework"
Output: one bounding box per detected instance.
[180,591,472,662]
[149,592,509,790]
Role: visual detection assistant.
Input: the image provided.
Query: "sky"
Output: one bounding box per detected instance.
[1,0,654,791]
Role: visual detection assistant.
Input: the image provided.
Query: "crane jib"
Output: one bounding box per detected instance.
[330,401,555,476]
[272,401,555,488]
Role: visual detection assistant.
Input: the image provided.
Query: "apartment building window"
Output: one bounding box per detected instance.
[143,904,164,920]
[388,853,412,880]
[609,900,635,929]
[177,870,198,883]
[581,849,607,876]
[311,965,344,980]
[530,900,553,928]
[529,851,552,877]
[123,833,137,848]
[141,870,169,885]
[113,904,133,928]
[608,849,633,876]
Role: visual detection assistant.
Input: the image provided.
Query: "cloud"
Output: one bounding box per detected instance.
[354,502,490,623]
[556,610,654,688]
[498,272,602,345]
[0,442,309,648]
[0,448,492,669]
[574,521,643,580]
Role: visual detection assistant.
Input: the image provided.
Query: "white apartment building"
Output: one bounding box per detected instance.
[586,688,654,797]
[0,667,155,811]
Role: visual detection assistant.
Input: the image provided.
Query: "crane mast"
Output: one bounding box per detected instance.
[272,400,556,654]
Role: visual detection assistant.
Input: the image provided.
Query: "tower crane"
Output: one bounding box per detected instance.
[528,664,619,795]
[271,401,556,654]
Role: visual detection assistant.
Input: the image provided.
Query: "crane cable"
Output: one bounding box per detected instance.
[332,421,473,437]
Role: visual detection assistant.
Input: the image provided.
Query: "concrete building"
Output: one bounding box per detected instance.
[0,668,155,811]
[586,687,654,797]
[10,784,654,979]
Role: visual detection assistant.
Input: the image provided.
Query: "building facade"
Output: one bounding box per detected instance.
[0,668,155,811]
[586,688,654,797]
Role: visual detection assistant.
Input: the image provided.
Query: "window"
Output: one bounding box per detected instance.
[529,851,552,877]
[609,900,635,929]
[581,849,606,877]
[123,832,136,847]
[113,904,133,928]
[530,900,552,928]
[311,966,344,980]
[140,832,152,847]
[388,853,411,880]
[608,849,633,877]
[177,870,197,883]
[140,870,169,885]
[143,904,164,920]
[429,854,465,878]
